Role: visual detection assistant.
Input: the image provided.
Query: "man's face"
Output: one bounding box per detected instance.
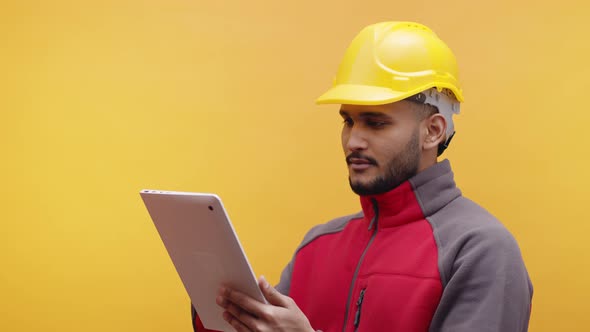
[340,101,423,196]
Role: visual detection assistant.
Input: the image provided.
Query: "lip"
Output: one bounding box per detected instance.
[350,163,372,171]
[348,157,371,164]
[346,156,376,172]
[348,157,375,171]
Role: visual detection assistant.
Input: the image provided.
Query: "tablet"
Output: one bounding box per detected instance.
[140,189,265,331]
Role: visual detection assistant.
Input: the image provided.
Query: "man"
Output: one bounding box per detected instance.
[193,21,533,332]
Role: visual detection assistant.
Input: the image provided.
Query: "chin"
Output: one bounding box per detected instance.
[349,177,375,189]
[349,172,376,183]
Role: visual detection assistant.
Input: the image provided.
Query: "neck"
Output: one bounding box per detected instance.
[358,160,457,228]
[417,154,437,173]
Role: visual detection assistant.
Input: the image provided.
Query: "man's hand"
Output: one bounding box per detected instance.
[216,276,315,332]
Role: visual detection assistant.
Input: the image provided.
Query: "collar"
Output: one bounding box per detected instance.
[359,159,461,228]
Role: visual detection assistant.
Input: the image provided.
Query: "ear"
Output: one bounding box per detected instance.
[422,114,447,151]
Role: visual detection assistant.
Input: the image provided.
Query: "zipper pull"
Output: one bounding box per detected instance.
[353,288,366,329]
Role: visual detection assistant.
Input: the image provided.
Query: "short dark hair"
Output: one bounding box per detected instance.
[405,93,439,120]
[405,92,451,156]
[411,102,439,120]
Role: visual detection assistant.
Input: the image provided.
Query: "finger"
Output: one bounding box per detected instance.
[216,294,229,309]
[259,275,290,307]
[223,311,252,332]
[225,302,261,329]
[220,286,267,317]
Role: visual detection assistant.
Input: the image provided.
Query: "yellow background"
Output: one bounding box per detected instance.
[2,0,588,331]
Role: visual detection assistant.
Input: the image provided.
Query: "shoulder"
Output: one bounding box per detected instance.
[429,196,527,284]
[275,212,363,295]
[297,211,363,252]
[429,195,515,245]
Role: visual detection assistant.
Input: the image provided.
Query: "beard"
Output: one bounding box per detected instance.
[348,129,421,196]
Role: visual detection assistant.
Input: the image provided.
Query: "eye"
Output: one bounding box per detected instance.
[366,120,388,128]
[342,117,353,127]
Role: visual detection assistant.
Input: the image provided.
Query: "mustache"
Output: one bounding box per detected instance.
[346,152,378,166]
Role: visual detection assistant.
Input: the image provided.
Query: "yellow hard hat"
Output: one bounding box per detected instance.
[316,21,464,105]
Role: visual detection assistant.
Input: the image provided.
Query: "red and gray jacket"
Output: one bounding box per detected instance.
[192,160,533,331]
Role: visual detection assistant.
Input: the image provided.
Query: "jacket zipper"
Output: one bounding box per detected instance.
[353,288,366,331]
[341,198,379,332]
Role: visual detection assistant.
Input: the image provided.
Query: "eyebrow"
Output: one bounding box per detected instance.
[339,110,391,119]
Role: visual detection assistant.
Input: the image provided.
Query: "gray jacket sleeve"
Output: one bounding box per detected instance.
[429,224,533,332]
[275,258,294,296]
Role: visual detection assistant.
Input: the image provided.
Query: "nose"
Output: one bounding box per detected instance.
[344,126,368,152]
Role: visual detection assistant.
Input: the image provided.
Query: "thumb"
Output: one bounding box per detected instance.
[259,275,289,307]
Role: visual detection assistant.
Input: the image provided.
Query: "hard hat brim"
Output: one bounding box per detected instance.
[315,84,411,106]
